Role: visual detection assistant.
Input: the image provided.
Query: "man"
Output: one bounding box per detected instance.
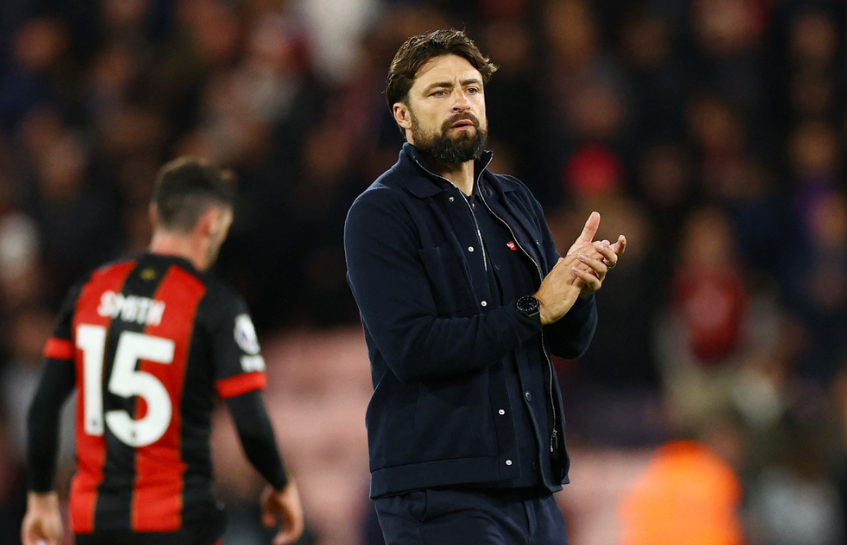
[21,157,304,545]
[344,30,626,544]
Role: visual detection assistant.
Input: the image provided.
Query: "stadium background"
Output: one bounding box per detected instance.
[0,0,845,544]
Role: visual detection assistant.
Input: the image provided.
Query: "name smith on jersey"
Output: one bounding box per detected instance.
[97,291,166,326]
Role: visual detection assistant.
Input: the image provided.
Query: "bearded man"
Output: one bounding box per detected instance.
[343,29,625,545]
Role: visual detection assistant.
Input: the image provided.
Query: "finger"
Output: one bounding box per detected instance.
[578,253,607,276]
[572,266,602,291]
[261,507,277,529]
[22,524,44,545]
[575,211,601,244]
[273,514,304,545]
[611,235,627,255]
[591,244,617,266]
[273,527,293,545]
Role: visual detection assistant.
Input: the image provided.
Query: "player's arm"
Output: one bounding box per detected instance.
[22,287,80,545]
[225,391,303,544]
[207,289,304,544]
[22,357,75,545]
[26,357,76,492]
[226,390,288,490]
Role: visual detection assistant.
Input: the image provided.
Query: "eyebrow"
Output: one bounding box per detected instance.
[422,78,483,94]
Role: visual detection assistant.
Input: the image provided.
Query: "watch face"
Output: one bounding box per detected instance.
[518,295,539,315]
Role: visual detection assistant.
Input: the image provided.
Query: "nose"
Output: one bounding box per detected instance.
[452,89,471,111]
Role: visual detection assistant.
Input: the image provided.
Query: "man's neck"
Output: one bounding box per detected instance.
[425,155,476,196]
[148,231,208,271]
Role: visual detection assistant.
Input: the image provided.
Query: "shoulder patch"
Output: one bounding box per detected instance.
[234,314,260,355]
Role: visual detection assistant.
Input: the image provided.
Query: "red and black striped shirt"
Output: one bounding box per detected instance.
[28,253,284,538]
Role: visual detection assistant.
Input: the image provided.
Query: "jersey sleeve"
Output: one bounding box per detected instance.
[27,284,82,492]
[42,282,82,360]
[205,286,268,399]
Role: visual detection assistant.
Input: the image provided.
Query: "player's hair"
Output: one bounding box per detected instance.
[151,157,236,231]
[385,29,498,112]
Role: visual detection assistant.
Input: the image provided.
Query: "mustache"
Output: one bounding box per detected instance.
[442,113,480,131]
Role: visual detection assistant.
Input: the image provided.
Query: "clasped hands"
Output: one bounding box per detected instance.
[536,211,626,325]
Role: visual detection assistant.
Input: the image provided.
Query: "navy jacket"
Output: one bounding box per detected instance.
[344,143,597,498]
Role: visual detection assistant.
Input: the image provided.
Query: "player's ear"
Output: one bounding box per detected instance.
[197,206,221,237]
[202,206,232,238]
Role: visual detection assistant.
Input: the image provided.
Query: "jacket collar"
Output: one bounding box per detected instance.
[397,142,518,199]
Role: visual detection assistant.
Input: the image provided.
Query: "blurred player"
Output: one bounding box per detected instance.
[21,157,304,545]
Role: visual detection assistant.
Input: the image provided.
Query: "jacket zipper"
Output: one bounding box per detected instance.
[412,158,488,271]
[412,156,559,454]
[477,191,558,455]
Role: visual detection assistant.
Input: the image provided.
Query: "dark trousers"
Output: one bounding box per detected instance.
[374,488,570,545]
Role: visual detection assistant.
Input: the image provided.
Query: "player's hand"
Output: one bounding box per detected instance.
[21,491,63,545]
[261,481,305,545]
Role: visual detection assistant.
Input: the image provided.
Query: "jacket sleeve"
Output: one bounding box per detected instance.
[543,294,597,359]
[344,188,543,384]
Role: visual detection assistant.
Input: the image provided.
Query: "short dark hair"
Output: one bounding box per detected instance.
[385,29,498,111]
[151,157,236,231]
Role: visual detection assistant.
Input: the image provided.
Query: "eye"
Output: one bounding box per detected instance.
[466,87,479,94]
[431,89,447,97]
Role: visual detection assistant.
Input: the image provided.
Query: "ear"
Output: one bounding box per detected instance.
[393,102,413,131]
[197,206,221,237]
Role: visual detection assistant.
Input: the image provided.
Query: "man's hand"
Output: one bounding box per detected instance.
[21,491,63,545]
[535,253,588,325]
[573,235,627,296]
[568,211,626,296]
[535,212,627,324]
[261,481,305,545]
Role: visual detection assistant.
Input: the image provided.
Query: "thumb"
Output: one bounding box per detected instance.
[576,211,601,244]
[261,501,277,528]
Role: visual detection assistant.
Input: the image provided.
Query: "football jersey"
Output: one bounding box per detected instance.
[42,253,268,534]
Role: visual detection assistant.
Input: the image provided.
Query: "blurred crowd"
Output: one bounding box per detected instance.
[0,0,845,544]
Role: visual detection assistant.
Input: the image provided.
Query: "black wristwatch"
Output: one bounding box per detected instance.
[516,295,540,319]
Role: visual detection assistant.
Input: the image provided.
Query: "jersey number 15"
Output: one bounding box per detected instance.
[77,324,175,447]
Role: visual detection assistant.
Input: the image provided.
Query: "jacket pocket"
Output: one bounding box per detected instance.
[418,244,475,315]
[413,372,497,460]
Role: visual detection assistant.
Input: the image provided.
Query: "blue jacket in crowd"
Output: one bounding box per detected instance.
[344,143,597,498]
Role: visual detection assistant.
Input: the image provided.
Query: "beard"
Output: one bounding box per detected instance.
[410,111,488,165]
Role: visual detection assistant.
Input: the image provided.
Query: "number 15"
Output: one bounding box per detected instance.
[76,324,175,447]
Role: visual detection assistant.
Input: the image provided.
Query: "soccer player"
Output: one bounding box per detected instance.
[21,157,304,545]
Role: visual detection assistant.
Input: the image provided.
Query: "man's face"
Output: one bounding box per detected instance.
[395,54,488,164]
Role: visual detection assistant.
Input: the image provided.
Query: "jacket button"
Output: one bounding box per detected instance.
[532,462,539,471]
[505,460,513,466]
[480,301,487,307]
[468,246,474,252]
[525,391,532,401]
[498,409,505,415]
[449,196,455,202]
